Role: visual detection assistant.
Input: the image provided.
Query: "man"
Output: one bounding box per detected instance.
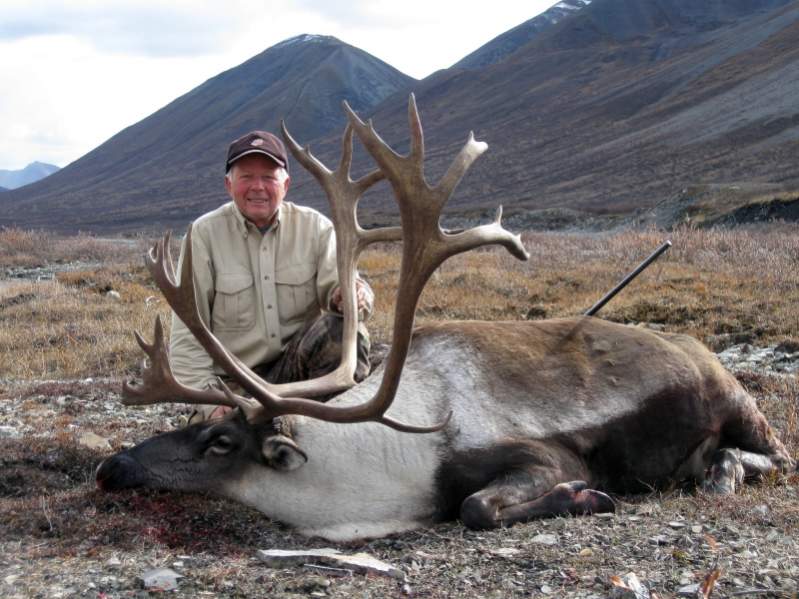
[169,130,373,421]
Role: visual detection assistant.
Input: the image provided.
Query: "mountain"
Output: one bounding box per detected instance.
[0,161,60,190]
[302,0,799,227]
[454,0,593,69]
[0,35,413,232]
[3,0,799,233]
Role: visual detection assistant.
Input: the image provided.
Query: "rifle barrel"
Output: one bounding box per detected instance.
[584,240,672,317]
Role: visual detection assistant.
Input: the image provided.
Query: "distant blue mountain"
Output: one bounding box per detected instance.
[0,161,60,189]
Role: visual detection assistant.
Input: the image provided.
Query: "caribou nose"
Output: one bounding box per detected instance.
[95,453,147,491]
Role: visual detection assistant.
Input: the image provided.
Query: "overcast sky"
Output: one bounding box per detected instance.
[0,0,556,171]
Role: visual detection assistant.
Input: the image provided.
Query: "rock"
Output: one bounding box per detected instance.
[489,547,521,558]
[579,548,594,557]
[648,535,671,546]
[0,425,21,439]
[609,572,650,599]
[105,556,122,568]
[752,504,770,518]
[139,567,182,591]
[78,431,112,451]
[676,583,700,596]
[298,575,330,592]
[105,290,121,300]
[530,533,558,546]
[257,548,404,580]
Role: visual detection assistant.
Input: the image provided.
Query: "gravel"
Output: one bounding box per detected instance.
[1,357,797,598]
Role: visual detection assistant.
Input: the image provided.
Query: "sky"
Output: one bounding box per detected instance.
[0,0,557,172]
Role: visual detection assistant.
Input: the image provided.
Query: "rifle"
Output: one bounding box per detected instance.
[584,240,672,317]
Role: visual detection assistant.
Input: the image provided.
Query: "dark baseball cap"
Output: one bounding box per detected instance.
[225,131,288,173]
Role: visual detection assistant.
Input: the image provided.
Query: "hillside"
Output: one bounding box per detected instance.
[308,0,798,228]
[0,35,413,232]
[454,0,593,69]
[2,0,799,233]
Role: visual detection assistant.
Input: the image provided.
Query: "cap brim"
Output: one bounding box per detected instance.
[226,149,286,171]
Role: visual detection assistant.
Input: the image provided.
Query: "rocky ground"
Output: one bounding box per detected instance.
[1,251,798,598]
[1,349,798,598]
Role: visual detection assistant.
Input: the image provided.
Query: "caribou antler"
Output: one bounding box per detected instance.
[124,95,529,433]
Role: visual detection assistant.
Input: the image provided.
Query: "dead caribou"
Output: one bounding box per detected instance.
[96,97,795,541]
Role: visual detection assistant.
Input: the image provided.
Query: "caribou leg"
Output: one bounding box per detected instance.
[702,448,794,494]
[460,469,614,530]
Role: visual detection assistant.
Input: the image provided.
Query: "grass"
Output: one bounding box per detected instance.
[0,226,146,268]
[2,224,799,380]
[1,223,799,597]
[362,223,799,351]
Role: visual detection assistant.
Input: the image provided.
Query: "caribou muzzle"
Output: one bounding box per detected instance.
[96,452,149,491]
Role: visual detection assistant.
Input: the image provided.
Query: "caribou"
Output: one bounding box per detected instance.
[96,97,795,541]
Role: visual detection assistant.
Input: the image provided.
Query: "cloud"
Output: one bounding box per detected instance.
[0,0,555,169]
[0,0,251,57]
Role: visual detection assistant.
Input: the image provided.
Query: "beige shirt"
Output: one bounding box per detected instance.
[169,200,343,390]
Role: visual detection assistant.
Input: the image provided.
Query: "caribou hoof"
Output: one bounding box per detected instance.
[553,481,616,515]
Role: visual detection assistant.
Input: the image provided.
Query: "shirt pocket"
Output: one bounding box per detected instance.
[275,262,317,325]
[212,272,256,331]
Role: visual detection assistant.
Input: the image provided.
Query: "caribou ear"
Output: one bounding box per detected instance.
[262,435,308,471]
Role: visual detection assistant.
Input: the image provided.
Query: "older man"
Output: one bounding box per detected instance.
[170,130,373,421]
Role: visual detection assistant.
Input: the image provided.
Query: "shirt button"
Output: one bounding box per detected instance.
[270,333,276,338]
[264,275,270,280]
[267,304,272,309]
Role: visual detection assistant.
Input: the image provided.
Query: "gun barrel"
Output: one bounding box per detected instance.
[584,240,672,317]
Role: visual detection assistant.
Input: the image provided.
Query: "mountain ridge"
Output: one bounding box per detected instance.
[0,35,414,231]
[0,161,60,190]
[2,0,798,233]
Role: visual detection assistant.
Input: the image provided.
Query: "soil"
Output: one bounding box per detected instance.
[1,364,798,599]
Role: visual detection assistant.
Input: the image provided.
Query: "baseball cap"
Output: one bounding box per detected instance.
[225,131,288,173]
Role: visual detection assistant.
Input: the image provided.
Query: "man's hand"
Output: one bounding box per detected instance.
[330,279,374,316]
[209,405,233,420]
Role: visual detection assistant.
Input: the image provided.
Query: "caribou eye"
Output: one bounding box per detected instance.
[208,434,235,456]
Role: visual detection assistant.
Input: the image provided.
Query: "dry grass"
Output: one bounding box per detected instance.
[0,267,171,380]
[2,224,799,597]
[0,227,147,268]
[1,224,799,382]
[362,224,799,351]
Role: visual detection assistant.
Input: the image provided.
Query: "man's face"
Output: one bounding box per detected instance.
[225,154,290,229]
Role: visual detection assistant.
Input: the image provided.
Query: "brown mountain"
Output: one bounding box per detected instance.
[0,35,413,232]
[3,1,799,233]
[312,0,799,228]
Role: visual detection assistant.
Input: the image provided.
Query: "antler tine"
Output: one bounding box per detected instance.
[441,206,530,262]
[280,120,333,179]
[407,93,425,167]
[437,131,487,201]
[343,101,408,184]
[121,315,260,418]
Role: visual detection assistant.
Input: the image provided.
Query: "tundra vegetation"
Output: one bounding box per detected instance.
[1,223,798,597]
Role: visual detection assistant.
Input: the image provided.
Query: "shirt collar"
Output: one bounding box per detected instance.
[229,201,283,238]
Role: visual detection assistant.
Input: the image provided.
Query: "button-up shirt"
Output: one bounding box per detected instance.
[169,200,343,390]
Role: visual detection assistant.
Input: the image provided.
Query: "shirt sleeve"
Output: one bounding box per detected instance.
[168,231,218,390]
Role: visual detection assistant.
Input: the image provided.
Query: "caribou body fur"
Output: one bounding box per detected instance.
[97,317,795,541]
